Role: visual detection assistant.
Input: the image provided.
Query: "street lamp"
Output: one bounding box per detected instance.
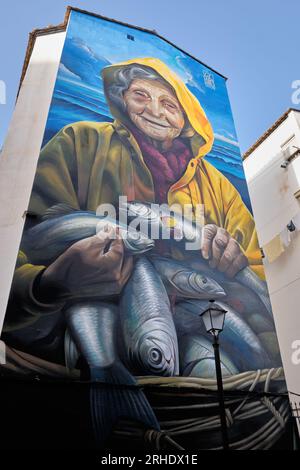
[200,300,229,450]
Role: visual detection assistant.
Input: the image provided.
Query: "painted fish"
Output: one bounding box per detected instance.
[65,301,159,447]
[149,255,226,299]
[235,268,272,316]
[22,205,154,265]
[119,200,202,247]
[185,256,275,320]
[175,299,274,371]
[120,256,179,376]
[121,201,272,314]
[179,333,239,378]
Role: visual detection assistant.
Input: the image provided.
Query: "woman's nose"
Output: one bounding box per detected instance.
[146,98,163,118]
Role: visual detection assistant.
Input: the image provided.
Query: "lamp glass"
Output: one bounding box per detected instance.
[200,301,227,335]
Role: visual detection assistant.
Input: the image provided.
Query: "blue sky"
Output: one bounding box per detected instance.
[0,0,299,153]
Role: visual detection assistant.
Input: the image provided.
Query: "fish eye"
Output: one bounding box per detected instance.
[202,277,207,284]
[150,349,162,364]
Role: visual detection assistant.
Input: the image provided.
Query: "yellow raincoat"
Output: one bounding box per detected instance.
[4,58,264,330]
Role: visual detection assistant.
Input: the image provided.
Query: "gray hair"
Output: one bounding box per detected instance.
[107,64,168,112]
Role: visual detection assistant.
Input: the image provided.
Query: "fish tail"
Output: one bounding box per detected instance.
[89,362,160,448]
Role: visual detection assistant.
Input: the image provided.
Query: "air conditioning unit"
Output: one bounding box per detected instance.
[294,189,300,200]
[281,145,300,168]
[282,146,295,160]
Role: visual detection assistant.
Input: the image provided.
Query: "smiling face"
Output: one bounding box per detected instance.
[123,78,185,146]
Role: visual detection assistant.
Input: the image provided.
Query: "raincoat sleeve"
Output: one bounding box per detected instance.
[221,176,265,280]
[4,123,98,329]
[4,251,65,331]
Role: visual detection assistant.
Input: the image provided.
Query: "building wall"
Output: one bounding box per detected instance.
[0,9,292,449]
[244,110,300,396]
[0,31,65,330]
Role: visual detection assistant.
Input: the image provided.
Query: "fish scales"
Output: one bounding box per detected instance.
[120,256,179,376]
[65,301,118,369]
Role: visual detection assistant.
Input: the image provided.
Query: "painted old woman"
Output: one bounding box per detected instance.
[4,58,263,333]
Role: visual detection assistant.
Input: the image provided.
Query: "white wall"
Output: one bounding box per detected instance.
[244,110,300,400]
[0,31,66,331]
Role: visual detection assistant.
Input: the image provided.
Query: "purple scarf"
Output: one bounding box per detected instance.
[130,126,192,204]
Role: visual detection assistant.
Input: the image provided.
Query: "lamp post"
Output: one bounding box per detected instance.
[200,300,229,450]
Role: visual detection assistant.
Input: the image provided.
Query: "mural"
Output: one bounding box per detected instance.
[0,10,290,450]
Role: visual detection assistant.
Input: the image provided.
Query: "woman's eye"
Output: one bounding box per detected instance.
[164,101,177,111]
[134,91,148,98]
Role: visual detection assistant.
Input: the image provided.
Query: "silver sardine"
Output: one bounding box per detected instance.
[121,201,272,314]
[23,209,154,265]
[149,255,226,299]
[65,301,120,374]
[175,299,274,371]
[120,256,179,376]
[179,333,238,378]
[65,301,159,446]
[187,257,273,317]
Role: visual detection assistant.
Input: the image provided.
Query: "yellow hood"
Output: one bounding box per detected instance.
[102,57,214,160]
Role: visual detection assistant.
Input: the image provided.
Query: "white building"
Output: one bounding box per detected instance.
[0,26,65,332]
[243,108,300,406]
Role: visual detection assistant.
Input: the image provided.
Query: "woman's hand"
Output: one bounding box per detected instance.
[201,224,248,278]
[36,225,133,301]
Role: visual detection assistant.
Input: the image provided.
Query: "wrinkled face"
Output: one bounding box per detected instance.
[123,78,185,144]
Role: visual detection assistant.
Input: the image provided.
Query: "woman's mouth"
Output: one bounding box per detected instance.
[140,116,170,128]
